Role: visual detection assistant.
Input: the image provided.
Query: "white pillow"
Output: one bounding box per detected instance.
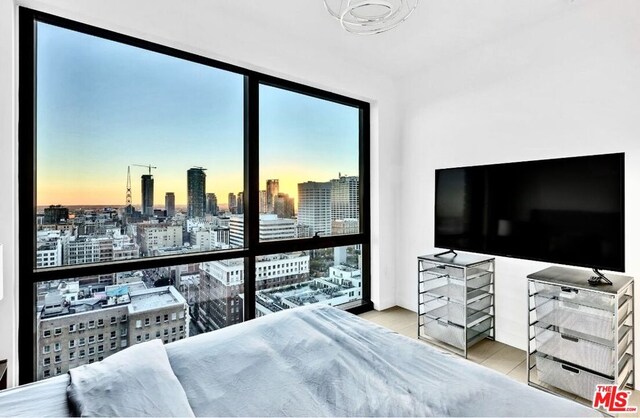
[67,339,195,417]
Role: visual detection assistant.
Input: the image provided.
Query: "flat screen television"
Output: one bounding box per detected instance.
[434,153,625,272]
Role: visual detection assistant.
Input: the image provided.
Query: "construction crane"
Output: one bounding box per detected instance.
[125,166,132,207]
[132,164,157,175]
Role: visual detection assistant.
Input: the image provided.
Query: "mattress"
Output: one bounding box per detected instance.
[0,374,69,417]
[0,305,600,417]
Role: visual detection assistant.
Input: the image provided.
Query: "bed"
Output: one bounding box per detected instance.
[0,304,599,417]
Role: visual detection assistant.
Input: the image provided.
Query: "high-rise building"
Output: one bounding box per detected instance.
[198,252,309,331]
[296,224,313,239]
[297,181,331,236]
[331,175,359,221]
[334,246,347,266]
[37,238,63,268]
[266,179,279,213]
[237,191,244,215]
[274,193,295,219]
[137,223,183,255]
[43,205,69,224]
[63,236,114,265]
[331,218,359,235]
[259,190,268,213]
[190,227,230,249]
[258,215,296,241]
[165,192,176,217]
[112,241,140,261]
[228,215,243,247]
[228,193,237,214]
[229,214,296,247]
[187,167,206,218]
[141,175,154,216]
[36,282,188,380]
[206,193,218,215]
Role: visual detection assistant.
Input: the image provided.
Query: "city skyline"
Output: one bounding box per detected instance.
[36,172,358,212]
[31,17,364,384]
[36,22,358,207]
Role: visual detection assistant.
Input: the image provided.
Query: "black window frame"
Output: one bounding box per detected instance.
[18,7,372,384]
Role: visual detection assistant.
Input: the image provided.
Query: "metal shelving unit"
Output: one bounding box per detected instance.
[418,253,495,358]
[527,266,634,402]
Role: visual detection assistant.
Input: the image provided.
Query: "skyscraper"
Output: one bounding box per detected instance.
[198,252,308,331]
[274,193,294,219]
[237,191,244,215]
[206,193,218,215]
[297,181,331,236]
[43,205,69,224]
[330,175,359,220]
[165,192,176,217]
[266,179,279,213]
[228,214,296,247]
[141,174,154,216]
[259,190,268,214]
[228,193,237,214]
[187,167,206,218]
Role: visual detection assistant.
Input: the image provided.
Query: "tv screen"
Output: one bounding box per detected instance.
[434,153,625,271]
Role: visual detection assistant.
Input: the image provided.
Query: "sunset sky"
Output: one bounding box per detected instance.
[36,22,358,208]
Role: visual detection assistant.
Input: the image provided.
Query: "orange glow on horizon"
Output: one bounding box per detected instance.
[37,170,352,210]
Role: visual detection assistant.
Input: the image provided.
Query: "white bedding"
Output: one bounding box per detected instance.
[166,304,599,417]
[0,375,69,417]
[68,339,194,417]
[0,305,600,417]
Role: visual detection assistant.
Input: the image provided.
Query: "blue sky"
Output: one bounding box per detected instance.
[36,22,359,207]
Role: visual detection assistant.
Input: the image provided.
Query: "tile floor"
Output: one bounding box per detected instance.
[359,306,640,416]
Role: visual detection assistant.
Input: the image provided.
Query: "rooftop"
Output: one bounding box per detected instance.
[128,286,186,314]
[333,264,359,273]
[37,242,59,251]
[70,235,113,243]
[258,252,307,262]
[39,281,185,319]
[41,296,108,319]
[257,279,347,312]
[69,298,106,314]
[153,246,194,256]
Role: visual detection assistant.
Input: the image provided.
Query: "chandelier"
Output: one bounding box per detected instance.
[323,0,420,35]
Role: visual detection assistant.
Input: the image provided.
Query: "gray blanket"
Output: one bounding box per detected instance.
[3,305,599,417]
[165,305,599,416]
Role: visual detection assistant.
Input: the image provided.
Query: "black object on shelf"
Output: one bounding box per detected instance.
[434,249,458,258]
[588,269,613,286]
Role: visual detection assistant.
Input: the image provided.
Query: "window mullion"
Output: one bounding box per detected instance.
[20,6,371,386]
[243,75,259,321]
[18,9,37,385]
[360,105,371,304]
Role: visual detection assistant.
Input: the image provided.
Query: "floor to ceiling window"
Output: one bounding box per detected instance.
[19,8,370,384]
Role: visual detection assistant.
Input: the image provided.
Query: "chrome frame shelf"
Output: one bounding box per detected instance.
[417,253,495,358]
[527,266,634,407]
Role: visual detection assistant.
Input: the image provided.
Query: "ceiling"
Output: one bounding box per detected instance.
[37,0,579,79]
[207,0,576,78]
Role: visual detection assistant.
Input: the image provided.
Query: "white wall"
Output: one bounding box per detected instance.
[396,0,640,353]
[0,0,401,386]
[6,0,636,389]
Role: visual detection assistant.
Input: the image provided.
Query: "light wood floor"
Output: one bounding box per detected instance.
[359,306,640,416]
